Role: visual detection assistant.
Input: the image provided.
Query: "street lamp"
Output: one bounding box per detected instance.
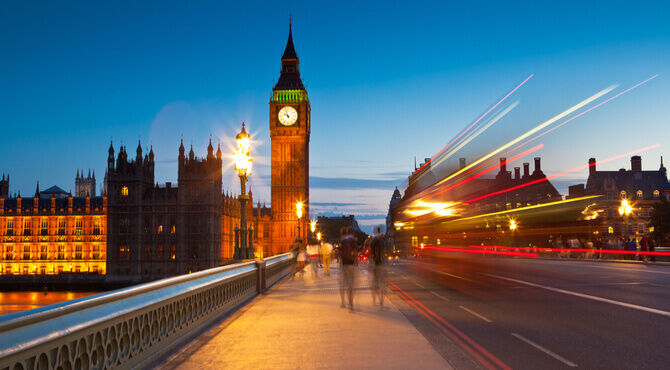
[296,201,303,244]
[618,198,632,239]
[317,232,322,242]
[233,122,254,260]
[509,219,518,231]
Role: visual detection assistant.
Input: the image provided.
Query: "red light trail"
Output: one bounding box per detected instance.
[415,245,540,257]
[464,144,660,203]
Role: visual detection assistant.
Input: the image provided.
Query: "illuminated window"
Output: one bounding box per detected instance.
[121,186,129,197]
[75,245,82,260]
[637,190,643,200]
[6,219,13,236]
[608,226,614,234]
[5,245,13,260]
[620,190,627,199]
[75,218,83,236]
[170,225,176,234]
[57,266,63,274]
[23,219,31,236]
[58,244,66,260]
[171,245,176,260]
[157,225,163,234]
[93,218,101,235]
[119,245,130,260]
[41,218,48,235]
[58,218,65,235]
[23,245,30,260]
[411,236,418,247]
[40,245,47,260]
[654,190,660,200]
[92,244,100,259]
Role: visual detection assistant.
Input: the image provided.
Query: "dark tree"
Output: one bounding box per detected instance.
[649,199,670,245]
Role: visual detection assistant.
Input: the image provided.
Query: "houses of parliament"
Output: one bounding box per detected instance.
[0,25,310,281]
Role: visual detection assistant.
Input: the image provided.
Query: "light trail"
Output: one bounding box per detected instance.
[416,245,539,257]
[465,144,660,203]
[466,245,670,256]
[424,144,543,201]
[462,74,659,177]
[442,195,600,224]
[425,101,519,174]
[413,74,533,176]
[433,85,616,187]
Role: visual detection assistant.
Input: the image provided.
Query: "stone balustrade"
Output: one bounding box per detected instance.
[0,253,291,370]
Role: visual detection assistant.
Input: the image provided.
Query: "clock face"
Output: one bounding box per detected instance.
[278,106,298,126]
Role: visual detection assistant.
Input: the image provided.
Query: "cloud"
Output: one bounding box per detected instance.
[310,176,402,190]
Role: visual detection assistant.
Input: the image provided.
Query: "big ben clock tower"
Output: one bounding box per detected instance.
[270,23,310,254]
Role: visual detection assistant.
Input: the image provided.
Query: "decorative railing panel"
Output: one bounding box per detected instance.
[0,253,291,370]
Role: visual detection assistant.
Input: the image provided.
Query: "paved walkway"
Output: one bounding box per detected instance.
[159,263,452,369]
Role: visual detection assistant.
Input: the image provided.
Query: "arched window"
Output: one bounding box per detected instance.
[620,190,627,199]
[637,190,643,200]
[121,186,129,197]
[654,190,660,200]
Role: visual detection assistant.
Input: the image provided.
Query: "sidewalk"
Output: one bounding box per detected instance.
[158,263,452,369]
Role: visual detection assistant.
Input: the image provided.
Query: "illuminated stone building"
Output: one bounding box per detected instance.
[0,25,307,278]
[0,180,107,276]
[569,156,670,236]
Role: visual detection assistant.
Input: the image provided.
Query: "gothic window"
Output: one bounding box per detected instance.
[92,244,100,259]
[171,245,176,260]
[620,190,627,199]
[40,245,47,260]
[6,219,13,236]
[23,245,30,260]
[93,217,101,235]
[637,190,643,200]
[157,245,163,259]
[58,218,65,235]
[157,225,163,234]
[121,186,129,197]
[58,244,65,260]
[120,217,129,233]
[23,219,31,236]
[40,218,48,235]
[654,190,660,200]
[5,245,13,260]
[75,245,82,260]
[75,218,83,236]
[170,225,176,234]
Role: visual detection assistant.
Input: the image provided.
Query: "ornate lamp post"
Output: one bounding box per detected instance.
[296,202,303,245]
[619,198,632,240]
[233,122,253,260]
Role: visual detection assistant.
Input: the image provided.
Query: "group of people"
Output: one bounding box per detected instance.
[290,226,388,312]
[554,234,657,262]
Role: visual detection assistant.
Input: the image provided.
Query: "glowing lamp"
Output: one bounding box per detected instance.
[310,220,316,233]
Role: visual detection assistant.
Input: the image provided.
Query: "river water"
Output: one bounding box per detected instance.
[0,291,100,316]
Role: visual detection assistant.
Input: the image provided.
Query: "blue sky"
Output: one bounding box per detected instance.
[1,1,669,231]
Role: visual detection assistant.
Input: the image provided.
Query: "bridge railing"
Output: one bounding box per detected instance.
[0,253,292,370]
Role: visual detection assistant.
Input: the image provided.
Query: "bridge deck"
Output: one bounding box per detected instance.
[157,263,452,369]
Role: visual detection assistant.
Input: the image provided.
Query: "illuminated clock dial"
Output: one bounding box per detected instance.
[278,106,298,126]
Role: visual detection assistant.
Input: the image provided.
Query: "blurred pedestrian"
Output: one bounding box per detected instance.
[307,243,319,277]
[649,237,657,263]
[321,241,333,276]
[640,235,649,263]
[297,247,307,279]
[337,227,357,311]
[626,237,637,260]
[369,226,386,308]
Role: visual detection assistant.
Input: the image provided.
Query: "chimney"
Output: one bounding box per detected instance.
[589,158,596,175]
[631,156,642,172]
[534,157,541,173]
[499,157,507,174]
[459,158,466,170]
[523,163,530,178]
[514,167,520,180]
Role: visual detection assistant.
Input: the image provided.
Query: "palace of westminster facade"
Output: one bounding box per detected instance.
[0,25,310,280]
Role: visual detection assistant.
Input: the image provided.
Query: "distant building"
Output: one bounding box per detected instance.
[569,156,670,236]
[75,169,96,197]
[316,215,362,244]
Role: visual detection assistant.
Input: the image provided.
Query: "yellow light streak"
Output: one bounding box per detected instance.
[435,86,616,187]
[442,195,601,224]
